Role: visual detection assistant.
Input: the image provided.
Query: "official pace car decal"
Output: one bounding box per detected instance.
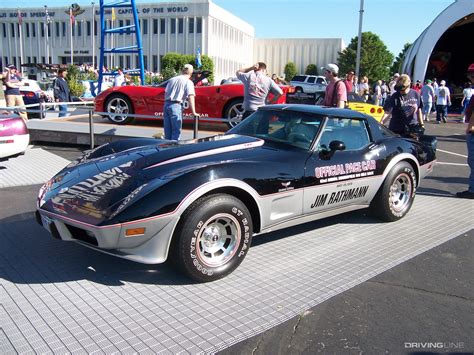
[315,159,377,184]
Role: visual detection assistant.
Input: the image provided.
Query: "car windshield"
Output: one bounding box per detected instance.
[228,109,324,150]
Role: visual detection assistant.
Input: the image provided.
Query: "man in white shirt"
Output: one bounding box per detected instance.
[113,68,125,87]
[434,80,451,123]
[163,64,200,140]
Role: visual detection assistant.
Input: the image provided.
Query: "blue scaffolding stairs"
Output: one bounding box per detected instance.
[97,0,145,93]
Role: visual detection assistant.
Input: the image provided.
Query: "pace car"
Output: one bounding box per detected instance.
[37,105,436,282]
[94,71,293,128]
[0,111,29,160]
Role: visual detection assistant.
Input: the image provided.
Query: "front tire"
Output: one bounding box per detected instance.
[105,94,135,124]
[172,194,253,282]
[370,161,417,221]
[223,98,244,129]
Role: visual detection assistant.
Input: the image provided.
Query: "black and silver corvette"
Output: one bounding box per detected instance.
[37,105,436,282]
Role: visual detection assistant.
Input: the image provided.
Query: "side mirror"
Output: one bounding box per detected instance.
[329,140,346,151]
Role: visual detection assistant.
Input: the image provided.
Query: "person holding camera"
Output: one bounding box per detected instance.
[3,65,27,121]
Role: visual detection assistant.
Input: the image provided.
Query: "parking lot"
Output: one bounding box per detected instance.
[0,119,472,354]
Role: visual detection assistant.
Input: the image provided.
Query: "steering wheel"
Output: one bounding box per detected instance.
[288,132,311,144]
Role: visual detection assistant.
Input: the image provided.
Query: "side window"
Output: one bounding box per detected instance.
[291,75,305,83]
[307,77,316,84]
[318,118,370,151]
[316,77,325,85]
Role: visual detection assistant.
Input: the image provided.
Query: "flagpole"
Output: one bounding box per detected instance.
[44,6,50,64]
[91,1,95,69]
[18,10,24,75]
[70,7,74,65]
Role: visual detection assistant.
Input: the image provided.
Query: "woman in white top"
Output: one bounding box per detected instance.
[461,82,473,122]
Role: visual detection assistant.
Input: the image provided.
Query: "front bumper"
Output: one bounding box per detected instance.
[36,209,180,264]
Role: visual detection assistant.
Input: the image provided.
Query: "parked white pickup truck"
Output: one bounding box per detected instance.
[290,75,327,93]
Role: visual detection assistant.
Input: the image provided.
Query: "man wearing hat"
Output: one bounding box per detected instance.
[456,63,474,199]
[3,65,27,121]
[389,73,400,95]
[162,64,200,140]
[321,63,347,108]
[434,79,451,123]
[420,79,435,122]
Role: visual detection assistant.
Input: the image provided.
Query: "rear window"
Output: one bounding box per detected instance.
[291,75,306,83]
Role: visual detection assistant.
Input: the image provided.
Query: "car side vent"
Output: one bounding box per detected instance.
[65,224,99,246]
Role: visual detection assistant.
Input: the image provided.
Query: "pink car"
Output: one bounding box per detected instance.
[0,112,29,160]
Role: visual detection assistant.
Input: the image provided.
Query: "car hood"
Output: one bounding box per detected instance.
[38,134,264,225]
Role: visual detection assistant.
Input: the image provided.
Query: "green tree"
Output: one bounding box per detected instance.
[65,65,84,97]
[305,64,318,75]
[391,43,411,75]
[161,52,215,84]
[284,62,297,81]
[338,31,394,82]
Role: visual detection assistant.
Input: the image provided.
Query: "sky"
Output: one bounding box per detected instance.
[1,0,456,56]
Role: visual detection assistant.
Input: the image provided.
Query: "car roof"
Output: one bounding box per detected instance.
[260,104,373,120]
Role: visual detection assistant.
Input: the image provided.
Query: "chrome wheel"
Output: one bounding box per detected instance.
[106,96,131,123]
[196,213,241,267]
[389,173,413,213]
[226,101,244,128]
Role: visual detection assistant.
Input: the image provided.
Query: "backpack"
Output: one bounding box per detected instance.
[331,80,348,107]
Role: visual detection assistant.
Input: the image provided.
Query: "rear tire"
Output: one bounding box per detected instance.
[370,161,416,221]
[105,94,135,125]
[171,194,253,282]
[223,98,244,129]
[295,87,303,93]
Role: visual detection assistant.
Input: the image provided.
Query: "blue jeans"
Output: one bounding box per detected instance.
[467,132,474,192]
[163,101,183,140]
[58,104,68,117]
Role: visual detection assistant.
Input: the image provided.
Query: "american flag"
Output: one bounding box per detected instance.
[17,10,23,25]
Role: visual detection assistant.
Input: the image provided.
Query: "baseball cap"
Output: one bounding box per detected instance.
[440,80,446,85]
[321,63,339,75]
[393,73,400,78]
[6,64,16,70]
[467,63,474,73]
[425,79,432,83]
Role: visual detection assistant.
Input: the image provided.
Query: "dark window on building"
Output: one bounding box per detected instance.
[159,55,164,71]
[197,17,202,33]
[87,21,91,36]
[171,18,176,34]
[160,18,165,34]
[11,23,15,38]
[143,55,148,70]
[118,20,124,35]
[33,56,37,64]
[26,23,30,37]
[94,20,97,36]
[152,55,158,72]
[77,22,82,36]
[189,18,194,34]
[126,56,131,69]
[32,23,36,37]
[4,57,8,66]
[40,23,44,37]
[119,56,124,68]
[47,23,51,37]
[41,56,45,63]
[2,24,6,38]
[13,58,17,67]
[55,22,60,37]
[153,19,158,34]
[62,22,66,37]
[142,19,148,34]
[178,18,184,33]
[27,56,31,63]
[135,55,139,67]
[72,23,75,36]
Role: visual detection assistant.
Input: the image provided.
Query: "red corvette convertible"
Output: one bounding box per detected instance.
[95,71,293,128]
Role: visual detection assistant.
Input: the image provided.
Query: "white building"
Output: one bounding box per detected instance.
[0,0,343,84]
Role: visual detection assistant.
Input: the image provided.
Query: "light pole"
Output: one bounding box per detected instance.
[92,2,95,69]
[355,0,364,79]
[44,5,50,64]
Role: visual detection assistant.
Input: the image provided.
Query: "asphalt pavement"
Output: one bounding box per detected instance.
[1,117,472,354]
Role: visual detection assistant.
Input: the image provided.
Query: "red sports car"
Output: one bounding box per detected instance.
[94,71,293,128]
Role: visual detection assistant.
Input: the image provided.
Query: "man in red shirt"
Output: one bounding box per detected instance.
[343,70,355,93]
[456,63,474,199]
[322,63,347,108]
